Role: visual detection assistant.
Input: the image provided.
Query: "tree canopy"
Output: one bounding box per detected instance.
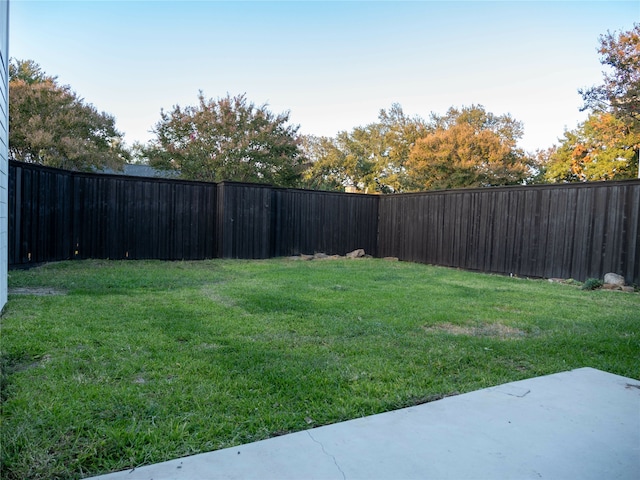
[303,104,534,192]
[302,104,427,193]
[8,59,128,171]
[546,24,640,182]
[405,106,533,190]
[146,93,305,186]
[544,112,639,182]
[579,24,639,131]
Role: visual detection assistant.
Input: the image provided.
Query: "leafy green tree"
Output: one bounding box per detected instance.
[406,105,533,190]
[544,112,639,182]
[374,104,429,192]
[9,58,49,84]
[526,148,555,184]
[302,104,427,193]
[9,59,128,171]
[146,93,304,186]
[301,127,384,193]
[300,135,346,191]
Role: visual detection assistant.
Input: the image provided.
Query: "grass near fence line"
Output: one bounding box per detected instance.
[1,258,639,479]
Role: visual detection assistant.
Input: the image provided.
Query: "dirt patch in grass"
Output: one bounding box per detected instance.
[9,287,67,296]
[423,322,527,339]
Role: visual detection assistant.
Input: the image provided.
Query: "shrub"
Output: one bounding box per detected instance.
[581,278,603,290]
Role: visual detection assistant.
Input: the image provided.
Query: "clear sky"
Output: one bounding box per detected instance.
[8,0,639,152]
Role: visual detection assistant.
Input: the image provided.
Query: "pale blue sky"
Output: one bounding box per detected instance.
[8,1,639,152]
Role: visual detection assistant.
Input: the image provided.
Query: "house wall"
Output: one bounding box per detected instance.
[0,0,9,310]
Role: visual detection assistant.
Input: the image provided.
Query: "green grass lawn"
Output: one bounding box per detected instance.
[1,258,638,479]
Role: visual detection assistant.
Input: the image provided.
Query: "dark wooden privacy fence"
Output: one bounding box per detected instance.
[9,160,640,285]
[9,161,378,266]
[216,182,378,259]
[378,181,640,285]
[9,161,218,265]
[272,187,378,257]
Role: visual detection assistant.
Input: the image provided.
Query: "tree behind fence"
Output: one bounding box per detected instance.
[9,161,640,285]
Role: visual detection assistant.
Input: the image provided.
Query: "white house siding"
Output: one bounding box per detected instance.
[0,0,8,310]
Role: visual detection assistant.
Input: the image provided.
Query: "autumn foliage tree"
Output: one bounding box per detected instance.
[580,24,639,131]
[546,24,640,181]
[146,93,304,186]
[545,112,638,182]
[9,59,127,171]
[406,106,533,190]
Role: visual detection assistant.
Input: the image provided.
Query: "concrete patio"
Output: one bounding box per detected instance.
[91,367,640,480]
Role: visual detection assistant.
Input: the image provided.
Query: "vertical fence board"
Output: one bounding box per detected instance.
[605,186,624,279]
[561,188,578,279]
[622,186,640,283]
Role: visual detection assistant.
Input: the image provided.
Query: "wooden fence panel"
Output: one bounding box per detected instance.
[377,181,640,285]
[623,186,640,283]
[9,161,218,265]
[215,182,272,259]
[214,183,378,259]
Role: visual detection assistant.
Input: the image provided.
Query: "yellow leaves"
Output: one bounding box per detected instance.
[572,144,587,159]
[406,113,530,191]
[545,111,639,183]
[570,158,583,177]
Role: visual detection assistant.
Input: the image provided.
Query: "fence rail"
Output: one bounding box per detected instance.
[9,160,640,285]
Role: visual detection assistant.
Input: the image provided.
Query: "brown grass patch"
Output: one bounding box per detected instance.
[423,322,526,339]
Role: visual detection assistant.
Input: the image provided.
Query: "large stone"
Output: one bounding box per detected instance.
[346,249,365,258]
[604,273,625,287]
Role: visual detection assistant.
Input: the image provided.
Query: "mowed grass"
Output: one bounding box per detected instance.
[1,258,638,479]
